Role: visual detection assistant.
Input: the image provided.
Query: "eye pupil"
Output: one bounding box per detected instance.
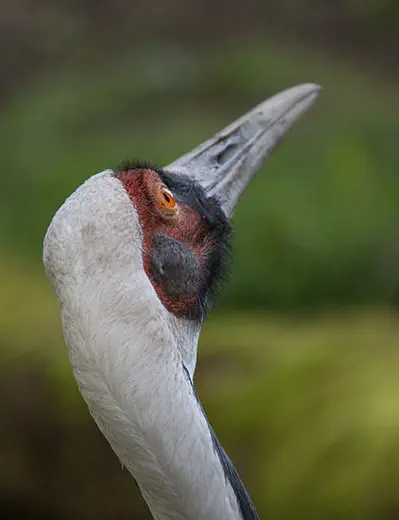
[163,193,170,203]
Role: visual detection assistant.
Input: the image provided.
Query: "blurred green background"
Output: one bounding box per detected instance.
[1,1,399,519]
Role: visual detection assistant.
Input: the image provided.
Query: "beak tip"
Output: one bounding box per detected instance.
[302,83,322,105]
[167,82,321,217]
[299,82,321,93]
[283,82,322,104]
[306,82,322,100]
[275,82,321,129]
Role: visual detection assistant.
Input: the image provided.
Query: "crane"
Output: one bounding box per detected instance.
[43,83,320,520]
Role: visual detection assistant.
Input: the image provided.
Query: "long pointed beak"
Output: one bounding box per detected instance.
[166,83,320,217]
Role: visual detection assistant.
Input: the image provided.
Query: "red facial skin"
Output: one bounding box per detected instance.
[118,168,211,315]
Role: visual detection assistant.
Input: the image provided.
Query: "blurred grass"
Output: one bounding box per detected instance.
[1,42,399,309]
[201,309,399,519]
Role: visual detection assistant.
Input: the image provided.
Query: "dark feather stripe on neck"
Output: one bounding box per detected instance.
[182,364,259,520]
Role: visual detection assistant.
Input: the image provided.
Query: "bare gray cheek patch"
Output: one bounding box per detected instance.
[150,233,201,298]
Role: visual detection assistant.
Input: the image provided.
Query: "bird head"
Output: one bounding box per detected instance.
[43,83,319,370]
[114,163,231,321]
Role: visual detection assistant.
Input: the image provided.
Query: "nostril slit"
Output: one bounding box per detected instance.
[215,144,237,165]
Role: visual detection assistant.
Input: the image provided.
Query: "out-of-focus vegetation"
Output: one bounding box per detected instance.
[1,1,399,519]
[1,0,397,102]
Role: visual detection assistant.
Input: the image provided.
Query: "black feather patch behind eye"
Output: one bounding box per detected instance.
[115,160,233,321]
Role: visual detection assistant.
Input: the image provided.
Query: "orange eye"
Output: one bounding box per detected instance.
[157,186,177,215]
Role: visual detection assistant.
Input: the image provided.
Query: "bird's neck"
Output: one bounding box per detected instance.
[44,172,257,519]
[59,272,257,520]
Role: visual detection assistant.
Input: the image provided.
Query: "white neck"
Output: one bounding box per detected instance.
[63,293,246,519]
[44,172,257,520]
